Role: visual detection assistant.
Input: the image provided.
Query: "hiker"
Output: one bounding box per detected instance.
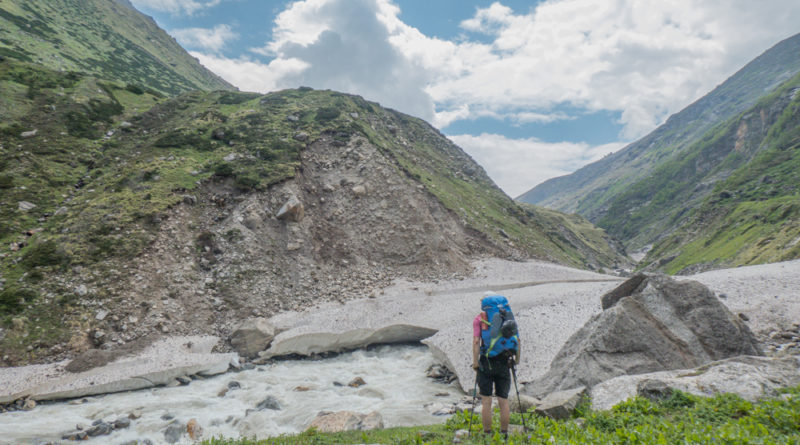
[472,292,520,437]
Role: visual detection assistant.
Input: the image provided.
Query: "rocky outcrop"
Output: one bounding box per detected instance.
[590,355,800,411]
[308,410,384,432]
[526,274,761,397]
[230,318,277,358]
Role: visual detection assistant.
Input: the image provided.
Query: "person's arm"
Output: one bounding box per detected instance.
[515,342,521,364]
[472,335,481,370]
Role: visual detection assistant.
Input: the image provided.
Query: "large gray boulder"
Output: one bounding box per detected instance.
[591,355,800,411]
[526,274,761,397]
[230,318,277,358]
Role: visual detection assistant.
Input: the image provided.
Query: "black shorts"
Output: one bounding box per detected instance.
[477,356,511,399]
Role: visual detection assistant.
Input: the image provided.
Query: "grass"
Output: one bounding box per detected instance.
[200,386,800,444]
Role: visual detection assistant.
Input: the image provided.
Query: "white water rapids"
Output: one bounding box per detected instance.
[0,345,464,444]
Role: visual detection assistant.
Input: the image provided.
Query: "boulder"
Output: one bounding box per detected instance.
[308,410,384,433]
[590,355,800,411]
[526,274,761,397]
[534,386,586,420]
[164,421,184,443]
[20,129,37,138]
[348,377,366,387]
[256,395,281,410]
[509,394,539,413]
[230,318,277,358]
[275,195,304,222]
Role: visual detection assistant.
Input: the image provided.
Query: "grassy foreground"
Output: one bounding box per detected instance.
[201,386,800,444]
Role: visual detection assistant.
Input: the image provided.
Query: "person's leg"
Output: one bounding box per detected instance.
[495,367,512,435]
[476,368,493,434]
[481,395,493,433]
[498,397,510,433]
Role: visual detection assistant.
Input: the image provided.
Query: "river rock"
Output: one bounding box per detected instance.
[308,410,384,432]
[86,421,113,436]
[256,395,281,410]
[113,417,131,429]
[590,355,800,411]
[230,318,277,358]
[348,377,366,387]
[534,386,586,420]
[164,421,184,443]
[526,274,761,397]
[187,418,203,440]
[275,195,304,222]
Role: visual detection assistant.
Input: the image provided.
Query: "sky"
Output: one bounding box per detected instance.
[130,0,800,198]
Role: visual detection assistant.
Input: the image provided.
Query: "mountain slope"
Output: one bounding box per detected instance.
[0,0,232,94]
[638,75,800,273]
[0,57,628,364]
[519,33,800,224]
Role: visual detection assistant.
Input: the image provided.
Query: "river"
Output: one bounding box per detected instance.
[0,345,463,444]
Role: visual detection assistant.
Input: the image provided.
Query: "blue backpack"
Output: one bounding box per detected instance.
[480,295,519,359]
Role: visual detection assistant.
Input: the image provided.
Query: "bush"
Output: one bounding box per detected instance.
[315,107,340,122]
[125,83,145,95]
[0,287,37,314]
[0,174,13,189]
[213,162,234,177]
[22,240,70,268]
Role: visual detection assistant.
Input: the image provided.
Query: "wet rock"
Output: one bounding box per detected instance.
[534,386,586,420]
[348,377,367,387]
[61,430,88,441]
[113,417,131,429]
[187,418,203,440]
[128,409,142,420]
[227,380,241,389]
[164,421,185,443]
[176,375,192,385]
[21,398,36,411]
[256,395,281,410]
[86,421,113,436]
[230,318,276,358]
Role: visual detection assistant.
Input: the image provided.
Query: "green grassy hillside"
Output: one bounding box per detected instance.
[638,76,800,273]
[0,0,232,94]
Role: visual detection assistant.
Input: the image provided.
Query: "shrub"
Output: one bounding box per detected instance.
[0,174,13,189]
[315,107,340,122]
[22,240,70,268]
[0,286,38,314]
[125,83,145,95]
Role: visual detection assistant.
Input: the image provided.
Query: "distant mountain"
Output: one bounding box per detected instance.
[0,0,232,94]
[518,33,800,272]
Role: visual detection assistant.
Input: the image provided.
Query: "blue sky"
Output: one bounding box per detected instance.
[131,0,800,197]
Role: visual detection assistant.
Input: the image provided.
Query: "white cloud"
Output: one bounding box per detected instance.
[172,24,237,53]
[176,0,800,194]
[131,0,222,15]
[191,52,308,93]
[449,133,625,197]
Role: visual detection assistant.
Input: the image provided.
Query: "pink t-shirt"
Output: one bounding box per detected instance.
[473,313,487,337]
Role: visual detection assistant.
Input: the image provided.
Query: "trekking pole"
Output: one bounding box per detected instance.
[467,369,479,438]
[510,359,529,432]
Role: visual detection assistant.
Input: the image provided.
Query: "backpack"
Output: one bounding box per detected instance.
[480,295,519,359]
